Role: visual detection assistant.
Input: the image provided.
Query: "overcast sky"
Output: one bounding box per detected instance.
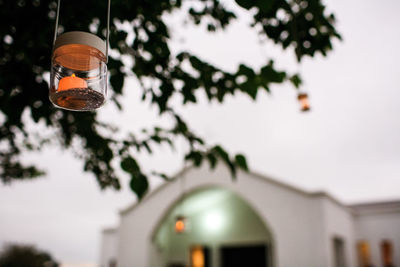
[1,0,400,265]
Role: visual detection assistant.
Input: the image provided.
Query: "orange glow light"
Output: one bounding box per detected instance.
[191,246,205,267]
[175,218,185,233]
[358,241,371,266]
[54,44,105,71]
[58,74,88,91]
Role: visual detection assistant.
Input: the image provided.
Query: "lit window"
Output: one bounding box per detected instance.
[191,246,205,267]
[190,246,210,267]
[357,241,372,267]
[381,240,394,267]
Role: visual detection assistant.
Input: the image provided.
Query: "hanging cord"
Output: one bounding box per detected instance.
[105,0,111,63]
[295,61,303,90]
[53,0,61,46]
[179,168,186,215]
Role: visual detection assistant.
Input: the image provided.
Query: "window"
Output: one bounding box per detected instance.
[357,241,372,267]
[190,245,210,267]
[381,240,394,267]
[333,237,347,267]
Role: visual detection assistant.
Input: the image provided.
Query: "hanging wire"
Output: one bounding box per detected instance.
[178,166,186,216]
[106,0,111,63]
[53,0,61,45]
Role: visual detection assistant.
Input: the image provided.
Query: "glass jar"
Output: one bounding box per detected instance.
[50,31,107,111]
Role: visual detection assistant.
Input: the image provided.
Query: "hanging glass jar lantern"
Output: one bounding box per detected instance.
[297,92,310,112]
[49,0,110,111]
[174,215,187,234]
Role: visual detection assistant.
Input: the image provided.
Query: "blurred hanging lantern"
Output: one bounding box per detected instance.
[49,0,110,111]
[175,215,187,234]
[297,92,310,112]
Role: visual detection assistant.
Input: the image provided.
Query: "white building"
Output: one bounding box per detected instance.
[100,165,400,267]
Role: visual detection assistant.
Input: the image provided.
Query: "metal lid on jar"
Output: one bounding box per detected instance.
[54,31,106,55]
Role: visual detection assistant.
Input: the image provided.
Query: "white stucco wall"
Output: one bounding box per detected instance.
[99,228,119,267]
[114,165,353,267]
[353,202,400,267]
[317,195,357,267]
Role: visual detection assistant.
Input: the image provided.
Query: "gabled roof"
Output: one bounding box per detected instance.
[119,165,352,216]
[118,165,400,218]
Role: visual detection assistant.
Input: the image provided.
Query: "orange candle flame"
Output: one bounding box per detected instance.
[58,73,88,91]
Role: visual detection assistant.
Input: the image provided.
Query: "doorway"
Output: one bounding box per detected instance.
[220,244,268,267]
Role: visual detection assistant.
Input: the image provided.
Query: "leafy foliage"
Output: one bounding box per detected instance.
[0,0,340,199]
[0,244,59,267]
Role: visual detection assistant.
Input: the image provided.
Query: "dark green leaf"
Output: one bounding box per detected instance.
[185,151,203,166]
[121,157,140,174]
[235,0,253,10]
[130,174,149,200]
[235,154,248,171]
[290,74,302,89]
